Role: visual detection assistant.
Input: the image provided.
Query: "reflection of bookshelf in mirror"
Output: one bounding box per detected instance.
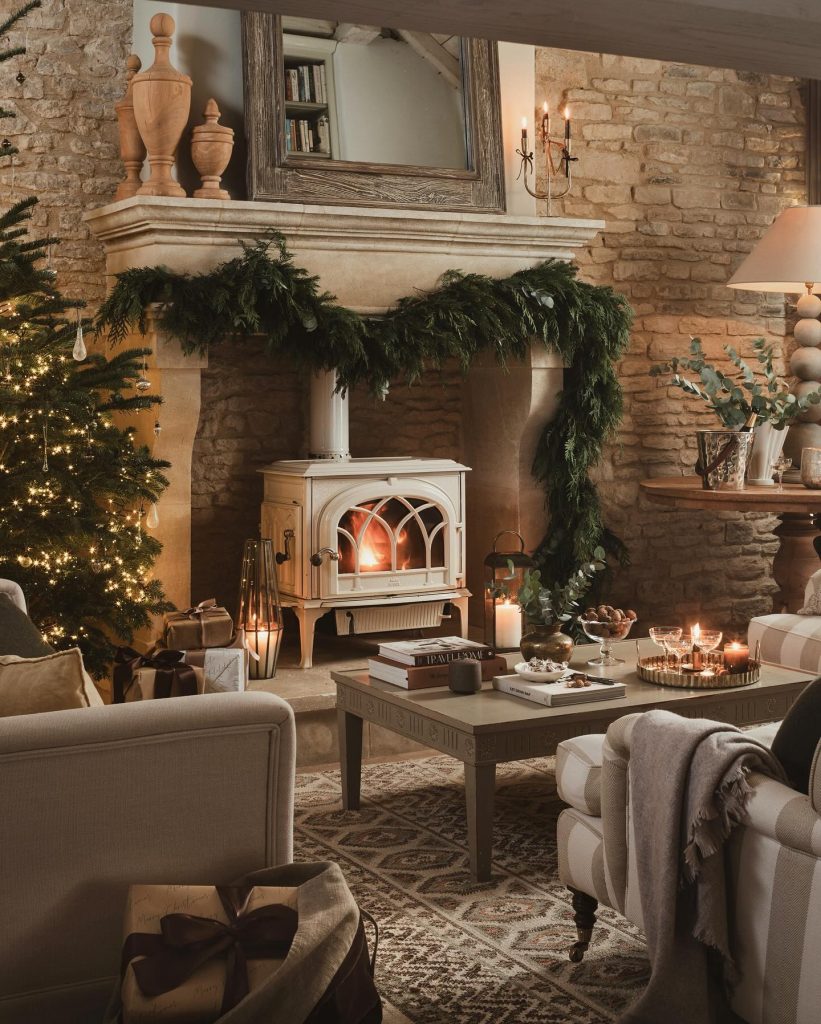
[282,34,340,160]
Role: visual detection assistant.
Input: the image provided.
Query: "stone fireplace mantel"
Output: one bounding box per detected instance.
[85,197,603,618]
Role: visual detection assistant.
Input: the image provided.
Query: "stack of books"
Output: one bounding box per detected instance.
[368,636,506,689]
[492,674,626,707]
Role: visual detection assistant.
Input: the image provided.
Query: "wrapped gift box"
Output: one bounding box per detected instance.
[125,663,205,702]
[121,883,298,1024]
[182,629,248,693]
[163,600,234,651]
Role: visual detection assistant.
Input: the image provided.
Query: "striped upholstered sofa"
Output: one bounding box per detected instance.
[555,714,820,1024]
[748,568,821,673]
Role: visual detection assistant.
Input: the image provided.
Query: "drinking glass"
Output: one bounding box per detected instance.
[649,626,682,669]
[666,637,693,672]
[773,453,792,491]
[695,629,722,669]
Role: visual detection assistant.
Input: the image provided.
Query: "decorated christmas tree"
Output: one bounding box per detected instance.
[0,4,170,677]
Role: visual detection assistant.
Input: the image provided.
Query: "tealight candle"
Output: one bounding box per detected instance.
[723,642,749,673]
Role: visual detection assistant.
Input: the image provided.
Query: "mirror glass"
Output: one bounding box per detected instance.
[281,17,469,169]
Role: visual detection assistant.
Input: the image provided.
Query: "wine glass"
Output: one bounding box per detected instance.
[773,453,792,492]
[649,626,682,669]
[581,617,635,667]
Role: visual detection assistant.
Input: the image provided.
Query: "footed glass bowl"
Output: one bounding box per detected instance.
[580,617,634,667]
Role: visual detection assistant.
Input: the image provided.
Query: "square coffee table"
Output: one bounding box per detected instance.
[332,638,811,882]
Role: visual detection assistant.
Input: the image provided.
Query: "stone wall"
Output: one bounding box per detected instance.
[535,50,806,632]
[0,0,130,306]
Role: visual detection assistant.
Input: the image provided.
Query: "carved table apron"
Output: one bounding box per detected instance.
[332,639,810,882]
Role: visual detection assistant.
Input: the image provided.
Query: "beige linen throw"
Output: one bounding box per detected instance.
[621,710,786,1024]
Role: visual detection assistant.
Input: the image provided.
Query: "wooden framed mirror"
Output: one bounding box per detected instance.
[241,13,505,212]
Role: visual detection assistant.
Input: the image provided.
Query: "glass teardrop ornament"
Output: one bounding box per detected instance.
[146,502,160,529]
[72,321,86,361]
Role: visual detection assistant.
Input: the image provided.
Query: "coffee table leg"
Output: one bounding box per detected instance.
[338,708,363,811]
[465,763,496,882]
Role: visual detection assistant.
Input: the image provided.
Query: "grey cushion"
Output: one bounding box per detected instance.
[0,594,53,658]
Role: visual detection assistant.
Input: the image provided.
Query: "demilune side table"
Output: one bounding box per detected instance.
[332,638,811,882]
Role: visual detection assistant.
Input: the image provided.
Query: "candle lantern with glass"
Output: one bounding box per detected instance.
[237,538,284,680]
[483,531,535,652]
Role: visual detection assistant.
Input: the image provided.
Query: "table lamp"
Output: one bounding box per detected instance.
[727,205,821,468]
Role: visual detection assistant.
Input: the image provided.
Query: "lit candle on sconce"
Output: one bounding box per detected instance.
[521,116,527,148]
[564,105,571,142]
[542,100,549,140]
[723,642,749,673]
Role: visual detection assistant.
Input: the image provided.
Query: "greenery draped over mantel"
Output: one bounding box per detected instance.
[95,234,632,582]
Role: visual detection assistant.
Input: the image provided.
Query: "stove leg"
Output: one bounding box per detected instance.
[450,595,470,639]
[294,606,325,669]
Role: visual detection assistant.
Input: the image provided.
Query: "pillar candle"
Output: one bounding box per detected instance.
[723,642,749,673]
[495,599,522,650]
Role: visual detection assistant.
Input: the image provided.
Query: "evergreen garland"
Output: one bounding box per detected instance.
[96,234,632,582]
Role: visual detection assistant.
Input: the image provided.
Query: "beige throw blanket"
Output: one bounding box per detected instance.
[621,710,786,1024]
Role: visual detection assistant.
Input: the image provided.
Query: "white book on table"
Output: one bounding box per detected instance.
[492,674,625,707]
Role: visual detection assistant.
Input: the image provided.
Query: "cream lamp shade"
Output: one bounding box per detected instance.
[727,206,821,294]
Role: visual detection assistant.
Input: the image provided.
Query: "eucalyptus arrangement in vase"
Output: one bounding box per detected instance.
[650,337,821,485]
[517,547,606,662]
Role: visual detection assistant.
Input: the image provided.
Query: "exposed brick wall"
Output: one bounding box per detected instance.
[535,50,805,631]
[0,0,130,307]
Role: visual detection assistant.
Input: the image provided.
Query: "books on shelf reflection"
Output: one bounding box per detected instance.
[285,115,330,156]
[285,63,327,104]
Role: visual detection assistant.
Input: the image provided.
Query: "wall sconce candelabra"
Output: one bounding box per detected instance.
[516,102,576,215]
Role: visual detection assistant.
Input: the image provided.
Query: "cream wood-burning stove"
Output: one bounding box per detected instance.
[261,371,470,668]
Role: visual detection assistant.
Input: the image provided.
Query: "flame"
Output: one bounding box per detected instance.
[692,622,701,643]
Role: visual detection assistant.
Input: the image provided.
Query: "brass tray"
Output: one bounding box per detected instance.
[637,655,760,689]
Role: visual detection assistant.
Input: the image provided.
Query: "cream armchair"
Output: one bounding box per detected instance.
[555,714,821,1024]
[0,583,296,1023]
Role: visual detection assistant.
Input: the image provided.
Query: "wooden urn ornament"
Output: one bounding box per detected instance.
[114,54,145,201]
[191,99,234,200]
[132,13,192,198]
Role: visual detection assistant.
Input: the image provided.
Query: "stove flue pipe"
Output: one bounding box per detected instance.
[309,369,350,461]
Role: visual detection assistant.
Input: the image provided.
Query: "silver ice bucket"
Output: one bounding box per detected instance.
[695,430,754,491]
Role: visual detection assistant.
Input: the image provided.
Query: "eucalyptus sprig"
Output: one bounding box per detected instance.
[517,547,606,626]
[650,336,821,429]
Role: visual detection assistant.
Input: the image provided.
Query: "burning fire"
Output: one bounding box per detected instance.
[339,505,415,573]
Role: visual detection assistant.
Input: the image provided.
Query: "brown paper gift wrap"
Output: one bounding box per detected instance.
[163,599,234,651]
[121,884,298,1024]
[126,664,205,702]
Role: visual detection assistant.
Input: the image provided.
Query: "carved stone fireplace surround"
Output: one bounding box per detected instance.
[85,197,602,652]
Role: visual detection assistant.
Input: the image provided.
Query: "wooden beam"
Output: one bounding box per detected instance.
[334,22,381,43]
[183,0,821,79]
[397,29,460,88]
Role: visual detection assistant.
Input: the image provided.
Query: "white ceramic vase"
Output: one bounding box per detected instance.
[746,422,788,486]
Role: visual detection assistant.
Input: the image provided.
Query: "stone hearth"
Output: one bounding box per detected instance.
[86,197,602,634]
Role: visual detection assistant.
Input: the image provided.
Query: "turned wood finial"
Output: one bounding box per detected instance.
[125,54,142,82]
[203,98,221,124]
[150,12,176,40]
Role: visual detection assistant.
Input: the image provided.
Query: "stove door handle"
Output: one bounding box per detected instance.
[310,546,340,566]
[276,528,295,565]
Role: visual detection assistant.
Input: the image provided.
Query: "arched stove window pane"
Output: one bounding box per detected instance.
[337,498,445,574]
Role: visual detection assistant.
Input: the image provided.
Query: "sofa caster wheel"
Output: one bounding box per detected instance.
[568,887,598,964]
[569,931,592,962]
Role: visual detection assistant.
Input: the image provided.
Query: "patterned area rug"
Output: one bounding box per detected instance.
[294,755,649,1023]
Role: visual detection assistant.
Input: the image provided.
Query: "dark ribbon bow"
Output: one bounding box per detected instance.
[122,885,298,1014]
[181,598,218,618]
[112,645,199,703]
